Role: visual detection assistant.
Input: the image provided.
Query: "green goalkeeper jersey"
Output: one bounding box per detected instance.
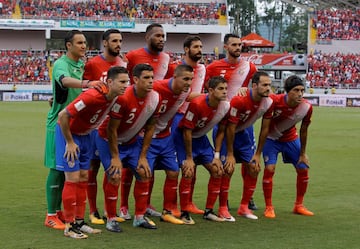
[46,55,84,129]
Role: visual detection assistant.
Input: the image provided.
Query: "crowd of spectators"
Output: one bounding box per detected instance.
[0,0,15,17]
[14,0,225,24]
[0,50,50,84]
[313,9,360,40]
[306,51,360,88]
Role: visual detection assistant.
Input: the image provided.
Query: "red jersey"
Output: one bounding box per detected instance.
[206,58,257,100]
[179,94,230,138]
[268,94,312,142]
[153,79,191,138]
[168,60,206,114]
[229,90,274,132]
[83,54,127,81]
[98,85,160,144]
[126,47,170,83]
[62,88,116,135]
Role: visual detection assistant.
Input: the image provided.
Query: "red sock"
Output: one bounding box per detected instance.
[75,181,87,220]
[219,176,231,208]
[120,167,133,209]
[205,176,221,210]
[263,168,275,207]
[163,177,178,211]
[295,169,309,205]
[147,175,155,206]
[105,181,120,219]
[62,181,77,223]
[241,173,258,205]
[189,170,196,203]
[179,177,192,211]
[87,169,98,214]
[133,180,150,216]
[102,174,108,213]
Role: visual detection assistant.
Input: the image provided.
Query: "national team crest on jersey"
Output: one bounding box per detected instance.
[74,100,86,111]
[185,111,194,121]
[230,107,237,117]
[112,103,121,113]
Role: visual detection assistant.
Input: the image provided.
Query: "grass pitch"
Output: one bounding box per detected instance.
[0,102,359,249]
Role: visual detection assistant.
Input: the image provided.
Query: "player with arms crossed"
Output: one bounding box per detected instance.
[83,29,127,225]
[173,76,229,224]
[120,23,170,219]
[262,75,314,218]
[206,33,258,211]
[56,66,128,239]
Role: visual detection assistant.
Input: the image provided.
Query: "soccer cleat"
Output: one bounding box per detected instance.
[89,211,105,225]
[160,210,185,225]
[237,206,258,220]
[56,210,65,223]
[77,221,102,234]
[218,207,236,222]
[133,216,157,229]
[180,211,195,225]
[187,202,205,215]
[119,207,132,220]
[203,209,225,222]
[248,198,258,211]
[264,206,276,218]
[145,205,162,217]
[64,223,88,239]
[44,214,66,230]
[106,219,122,233]
[293,205,314,216]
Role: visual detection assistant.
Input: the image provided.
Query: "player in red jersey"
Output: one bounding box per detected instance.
[173,76,230,224]
[95,64,160,230]
[262,75,314,218]
[120,23,170,219]
[56,66,129,239]
[126,23,170,83]
[216,71,273,221]
[206,33,259,210]
[169,35,207,215]
[145,65,194,224]
[83,29,127,225]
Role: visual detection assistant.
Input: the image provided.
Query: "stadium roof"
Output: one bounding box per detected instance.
[280,0,359,10]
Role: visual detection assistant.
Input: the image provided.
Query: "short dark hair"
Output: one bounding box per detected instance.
[174,64,193,76]
[107,66,128,80]
[284,75,305,93]
[132,64,154,78]
[183,35,201,49]
[224,33,240,44]
[251,71,270,85]
[64,30,84,50]
[146,23,163,34]
[208,76,227,89]
[102,29,121,41]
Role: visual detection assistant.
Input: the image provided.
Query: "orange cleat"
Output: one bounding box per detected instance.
[187,202,204,215]
[264,206,276,218]
[293,205,314,216]
[56,210,65,223]
[170,208,181,218]
[44,214,66,230]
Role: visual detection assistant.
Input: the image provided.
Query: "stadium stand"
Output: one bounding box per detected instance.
[15,0,226,24]
[313,9,360,40]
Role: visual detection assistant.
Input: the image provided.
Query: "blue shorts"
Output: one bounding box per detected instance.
[95,131,141,177]
[262,138,308,169]
[173,128,214,167]
[170,113,184,139]
[55,124,92,172]
[90,129,100,161]
[141,135,179,172]
[212,125,255,164]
